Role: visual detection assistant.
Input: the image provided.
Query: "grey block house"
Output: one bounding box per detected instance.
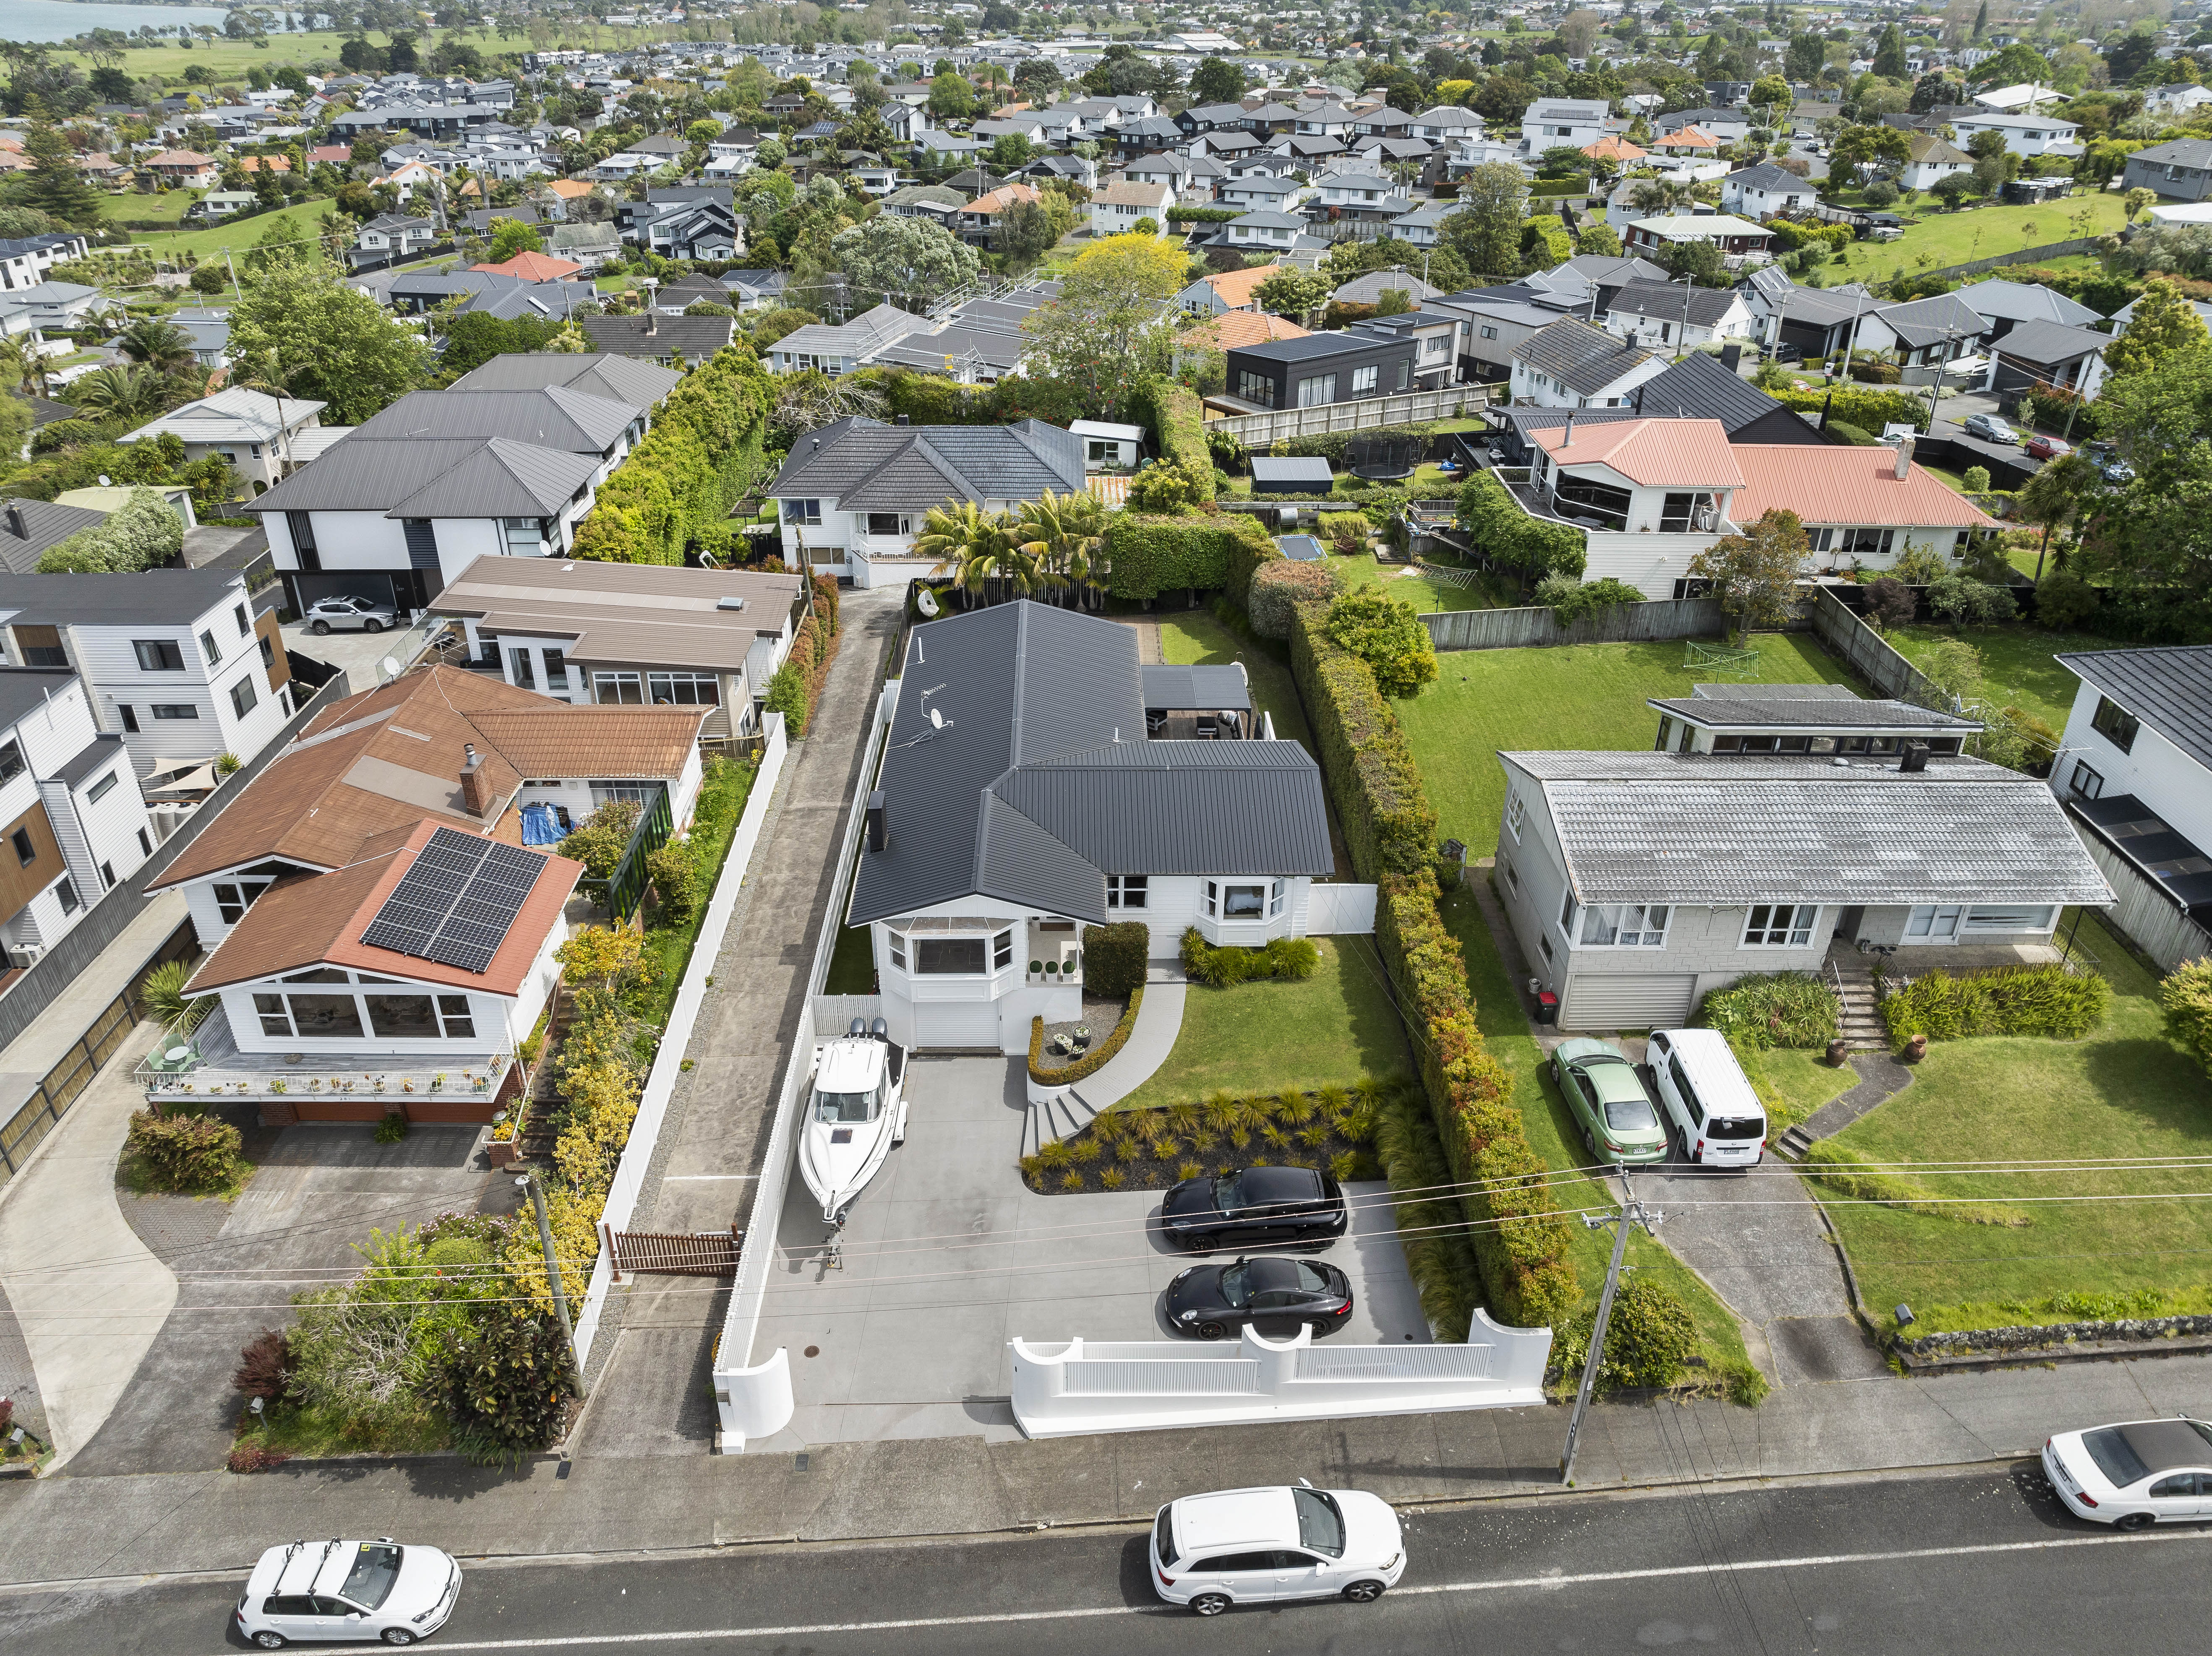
[1221,322,1424,412]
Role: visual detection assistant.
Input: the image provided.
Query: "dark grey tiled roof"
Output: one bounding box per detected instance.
[246,437,597,518]
[1499,750,2111,906]
[848,603,1331,927]
[1607,279,1744,329]
[349,388,636,454]
[448,352,682,410]
[0,569,245,625]
[1993,318,2113,367]
[769,419,1083,512]
[1515,318,1659,396]
[1628,351,1787,432]
[1139,664,1251,711]
[579,314,734,359]
[2058,646,2212,772]
[1649,694,1977,729]
[0,497,110,574]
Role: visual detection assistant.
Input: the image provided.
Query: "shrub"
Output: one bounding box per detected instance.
[647,838,703,922]
[1879,964,2110,1044]
[442,1312,576,1466]
[1287,602,1434,880]
[373,1112,410,1144]
[1698,973,1840,1050]
[1372,1082,1481,1339]
[232,1327,295,1403]
[2035,571,2098,629]
[1864,576,1916,628]
[37,484,186,573]
[1248,557,1339,639]
[1541,576,1648,629]
[764,661,810,735]
[227,1445,292,1473]
[128,1108,244,1191]
[1549,1277,1697,1391]
[1826,419,1877,445]
[1101,510,1277,601]
[2159,959,2212,1078]
[1126,457,1215,513]
[1928,573,2017,626]
[1081,920,1150,999]
[561,799,641,884]
[1180,928,1319,988]
[1962,465,1991,494]
[1131,379,1210,481]
[1772,384,1930,434]
[140,957,197,1029]
[1027,986,1145,1085]
[1324,588,1438,700]
[1319,510,1367,552]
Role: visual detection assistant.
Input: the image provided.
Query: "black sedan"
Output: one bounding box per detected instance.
[1159,1165,1349,1252]
[1165,1256,1356,1341]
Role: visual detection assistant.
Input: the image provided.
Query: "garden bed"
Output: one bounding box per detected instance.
[1017,1081,1383,1195]
[1030,993,1129,1076]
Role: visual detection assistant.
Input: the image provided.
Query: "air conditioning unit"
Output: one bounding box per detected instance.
[16,945,45,969]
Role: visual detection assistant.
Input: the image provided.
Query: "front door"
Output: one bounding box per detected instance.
[1835,906,1864,942]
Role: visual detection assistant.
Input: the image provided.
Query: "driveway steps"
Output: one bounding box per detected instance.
[1828,957,1891,1054]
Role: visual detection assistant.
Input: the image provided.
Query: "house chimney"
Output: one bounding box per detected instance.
[1892,435,1913,480]
[1898,740,1928,774]
[643,307,657,336]
[460,742,490,815]
[1720,342,1742,373]
[3,504,21,540]
[866,789,888,852]
[1562,411,1574,449]
[896,413,909,425]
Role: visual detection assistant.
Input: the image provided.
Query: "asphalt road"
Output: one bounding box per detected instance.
[10,1463,2212,1654]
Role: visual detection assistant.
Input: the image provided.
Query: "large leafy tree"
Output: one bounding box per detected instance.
[830,213,980,313]
[117,318,198,377]
[1187,56,1246,104]
[2106,279,2211,379]
[230,258,431,425]
[21,117,100,226]
[1019,233,1184,421]
[1871,23,1908,80]
[1438,161,1527,283]
[487,216,544,261]
[2074,344,2212,636]
[1252,266,1332,323]
[1688,509,1810,643]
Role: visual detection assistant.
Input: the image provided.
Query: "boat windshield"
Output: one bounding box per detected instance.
[814,1088,877,1124]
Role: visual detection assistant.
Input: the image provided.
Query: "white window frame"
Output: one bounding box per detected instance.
[1904,905,1962,942]
[1961,904,2057,935]
[1577,904,1670,948]
[1504,790,1525,843]
[1742,903,1819,948]
[887,930,907,971]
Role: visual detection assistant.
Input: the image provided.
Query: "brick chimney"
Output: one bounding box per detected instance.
[459,742,490,816]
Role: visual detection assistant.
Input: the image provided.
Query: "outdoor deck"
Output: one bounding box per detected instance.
[138,1004,513,1107]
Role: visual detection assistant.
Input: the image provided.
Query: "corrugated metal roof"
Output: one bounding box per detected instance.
[770,419,1083,510]
[1729,444,1995,531]
[1606,278,1744,329]
[0,497,108,573]
[1139,664,1251,711]
[2057,646,2212,772]
[1514,317,1659,396]
[1993,318,2113,367]
[388,437,600,519]
[1876,292,1988,350]
[1628,351,1791,433]
[1649,694,1977,729]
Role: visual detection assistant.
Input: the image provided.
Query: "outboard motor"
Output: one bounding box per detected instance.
[870,1017,889,1041]
[848,1017,866,1038]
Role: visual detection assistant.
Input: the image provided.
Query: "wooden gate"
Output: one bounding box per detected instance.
[608,1226,743,1277]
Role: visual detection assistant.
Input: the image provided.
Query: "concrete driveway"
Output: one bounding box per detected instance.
[747,1056,1430,1448]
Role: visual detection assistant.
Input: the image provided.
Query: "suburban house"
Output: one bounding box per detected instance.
[1493,688,2110,1029]
[1602,279,1755,350]
[1948,111,2081,158]
[2052,646,2212,969]
[1622,215,1774,261]
[846,601,1333,1054]
[956,182,1044,247]
[1720,162,1816,218]
[426,555,804,742]
[578,312,734,366]
[1069,419,1142,471]
[140,150,219,189]
[1176,262,1279,316]
[1221,321,1427,412]
[1486,352,1826,463]
[2125,137,2212,202]
[1901,133,1976,191]
[1739,271,1884,359]
[0,667,160,971]
[1988,319,2111,401]
[764,303,926,377]
[768,417,1085,589]
[356,213,440,261]
[0,497,110,575]
[0,570,294,783]
[1090,178,1174,238]
[121,387,327,495]
[1849,291,1991,377]
[1509,317,1669,409]
[1521,97,1611,152]
[447,350,681,412]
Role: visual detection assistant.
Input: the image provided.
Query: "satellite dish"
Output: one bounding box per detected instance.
[916,586,940,618]
[929,706,944,730]
[379,655,400,683]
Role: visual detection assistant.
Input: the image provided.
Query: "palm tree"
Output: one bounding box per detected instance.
[68,363,167,425]
[117,318,197,377]
[1628,176,1695,214]
[915,499,1032,606]
[1012,488,1106,609]
[0,334,44,398]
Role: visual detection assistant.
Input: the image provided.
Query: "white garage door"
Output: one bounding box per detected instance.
[1565,974,1697,1030]
[913,1000,1003,1050]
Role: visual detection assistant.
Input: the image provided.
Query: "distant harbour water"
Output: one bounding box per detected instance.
[3,2,241,47]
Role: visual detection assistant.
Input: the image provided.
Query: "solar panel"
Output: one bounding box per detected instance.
[360,826,544,975]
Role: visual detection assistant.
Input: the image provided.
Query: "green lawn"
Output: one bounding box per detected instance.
[1443,880,1761,1396]
[1398,635,1857,859]
[1885,622,2095,732]
[1737,1044,1855,1135]
[1110,936,1413,1112]
[1329,551,1505,613]
[100,191,193,228]
[823,924,877,996]
[1823,193,2131,286]
[125,199,335,263]
[1159,610,1315,750]
[1821,911,2212,1337]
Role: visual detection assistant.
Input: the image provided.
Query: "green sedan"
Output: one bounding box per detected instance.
[1550,1037,1668,1164]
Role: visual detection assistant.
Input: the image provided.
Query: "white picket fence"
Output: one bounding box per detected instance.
[570,713,789,1368]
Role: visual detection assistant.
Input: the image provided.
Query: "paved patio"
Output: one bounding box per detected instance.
[748,1055,1429,1449]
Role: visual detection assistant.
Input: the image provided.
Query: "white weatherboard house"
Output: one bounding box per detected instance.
[1493,686,2111,1029]
[846,601,1334,1054]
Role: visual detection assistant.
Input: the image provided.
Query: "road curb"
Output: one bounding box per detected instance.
[1896,1336,2212,1375]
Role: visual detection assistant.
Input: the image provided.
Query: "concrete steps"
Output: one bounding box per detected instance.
[1776,1123,1816,1160]
[1020,1088,1101,1159]
[1831,964,1891,1054]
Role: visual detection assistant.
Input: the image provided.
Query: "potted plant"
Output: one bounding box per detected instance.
[269,1078,287,1095]
[431,1072,446,1092]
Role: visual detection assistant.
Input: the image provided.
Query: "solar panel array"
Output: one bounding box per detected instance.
[360,827,546,974]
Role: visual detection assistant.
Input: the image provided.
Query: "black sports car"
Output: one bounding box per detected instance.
[1159,1165,1349,1252]
[1164,1255,1356,1341]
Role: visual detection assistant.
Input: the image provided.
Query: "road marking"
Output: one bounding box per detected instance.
[373,1528,2212,1651]
[661,1175,759,1181]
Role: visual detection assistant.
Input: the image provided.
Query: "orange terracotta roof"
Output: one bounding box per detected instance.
[964,181,1041,216]
[1729,444,2000,530]
[465,706,707,778]
[1656,125,1723,149]
[545,179,597,198]
[1177,310,1312,349]
[1200,262,1279,308]
[1582,135,1647,161]
[237,155,291,172]
[185,818,583,998]
[1534,417,1744,490]
[471,250,584,281]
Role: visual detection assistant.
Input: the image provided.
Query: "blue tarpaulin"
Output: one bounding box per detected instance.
[520,803,565,846]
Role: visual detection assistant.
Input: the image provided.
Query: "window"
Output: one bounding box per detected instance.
[214,880,270,923]
[1906,904,1962,941]
[229,676,258,719]
[915,936,987,973]
[9,828,31,867]
[252,992,292,1039]
[1962,905,2057,934]
[151,705,198,720]
[233,602,251,638]
[366,995,438,1038]
[1743,904,1817,947]
[1505,790,1525,842]
[1106,874,1148,909]
[788,498,822,526]
[133,639,185,672]
[118,704,139,733]
[508,648,537,689]
[594,672,643,705]
[199,629,221,665]
[1217,882,1266,918]
[994,929,1014,971]
[2091,695,2139,754]
[502,517,546,555]
[436,996,475,1040]
[1295,373,1336,407]
[56,877,78,915]
[1269,878,1285,918]
[541,649,569,690]
[1397,358,1410,391]
[1351,364,1377,394]
[647,672,720,706]
[888,932,906,971]
[287,993,364,1037]
[0,742,22,788]
[1502,857,1521,895]
[258,634,274,670]
[1236,370,1277,407]
[1480,324,1498,340]
[1578,904,1670,947]
[2069,760,2104,799]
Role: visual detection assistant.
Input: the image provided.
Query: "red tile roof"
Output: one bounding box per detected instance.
[1729,444,2000,529]
[471,250,584,282]
[1535,417,1745,490]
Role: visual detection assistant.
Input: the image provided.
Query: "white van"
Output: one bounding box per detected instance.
[1646,1028,1766,1167]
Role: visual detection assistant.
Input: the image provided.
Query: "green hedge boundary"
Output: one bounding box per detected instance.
[1101,508,1279,602]
[1774,384,1932,436]
[1028,985,1145,1088]
[1133,380,1211,484]
[572,347,771,564]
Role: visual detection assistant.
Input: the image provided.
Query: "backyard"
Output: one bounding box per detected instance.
[1884,620,2098,733]
[1818,911,2212,1336]
[122,198,337,263]
[1394,634,1857,857]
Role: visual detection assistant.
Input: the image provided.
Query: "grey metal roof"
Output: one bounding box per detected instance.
[246,436,596,519]
[1693,682,1858,701]
[448,352,681,410]
[0,497,109,574]
[1961,279,2102,328]
[0,667,89,733]
[1250,455,1334,487]
[769,418,1083,512]
[56,732,126,791]
[1648,694,1977,730]
[1515,317,1659,396]
[2057,646,2212,773]
[1993,318,2113,367]
[1606,279,1743,329]
[848,602,1330,927]
[1498,750,2112,907]
[1627,352,1790,432]
[1875,292,1988,350]
[0,570,245,626]
[1139,664,1251,712]
[349,388,636,454]
[579,314,734,359]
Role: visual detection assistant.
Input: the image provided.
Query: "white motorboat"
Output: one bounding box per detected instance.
[798,1019,908,1225]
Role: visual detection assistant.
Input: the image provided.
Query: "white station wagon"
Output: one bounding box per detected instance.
[236,1538,461,1646]
[1150,1483,1406,1616]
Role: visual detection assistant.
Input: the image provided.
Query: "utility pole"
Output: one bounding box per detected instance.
[518,1172,587,1397]
[1559,1170,1663,1486]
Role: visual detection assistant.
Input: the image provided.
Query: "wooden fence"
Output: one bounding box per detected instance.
[2073,823,2212,973]
[1420,596,1727,651]
[1205,385,1493,445]
[1806,585,1951,708]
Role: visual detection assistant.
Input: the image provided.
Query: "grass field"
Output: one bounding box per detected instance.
[1110,935,1414,1113]
[1395,634,1857,859]
[1884,621,2099,733]
[1820,911,2212,1337]
[1329,551,1507,613]
[98,190,192,228]
[1823,193,2131,287]
[123,198,336,263]
[44,25,527,82]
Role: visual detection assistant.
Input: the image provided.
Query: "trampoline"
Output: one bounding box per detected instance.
[1346,434,1419,481]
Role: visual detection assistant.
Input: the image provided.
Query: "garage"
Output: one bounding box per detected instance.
[910,1001,1002,1052]
[1565,973,1698,1030]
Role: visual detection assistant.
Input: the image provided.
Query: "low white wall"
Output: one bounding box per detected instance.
[1007,1312,1552,1439]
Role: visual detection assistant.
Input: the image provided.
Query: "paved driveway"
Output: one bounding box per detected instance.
[747,1056,1430,1448]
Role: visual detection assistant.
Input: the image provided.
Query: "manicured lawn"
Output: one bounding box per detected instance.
[1159,609,1314,750]
[125,199,334,263]
[823,924,877,995]
[1823,193,2130,286]
[1885,622,2100,733]
[1821,911,2212,1336]
[1736,1044,1855,1135]
[1328,550,1504,613]
[1110,937,1413,1112]
[1397,635,1857,858]
[99,191,192,228]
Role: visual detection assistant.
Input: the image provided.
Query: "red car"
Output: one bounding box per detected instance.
[2026,434,2073,460]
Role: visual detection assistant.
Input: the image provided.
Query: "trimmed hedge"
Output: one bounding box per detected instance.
[1027,985,1145,1087]
[1249,557,1340,639]
[1081,920,1150,999]
[2162,959,2212,1078]
[1698,972,1839,1050]
[128,1108,244,1192]
[572,347,772,565]
[1287,601,1434,880]
[1131,380,1212,492]
[1773,384,1931,436]
[1101,509,1278,602]
[1879,964,2110,1045]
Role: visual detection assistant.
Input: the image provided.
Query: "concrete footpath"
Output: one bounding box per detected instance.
[5,1350,2209,1587]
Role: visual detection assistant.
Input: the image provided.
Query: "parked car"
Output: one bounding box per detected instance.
[2100,456,2136,484]
[303,595,398,635]
[1647,1028,1766,1167]
[1962,412,2019,444]
[1552,1037,1668,1164]
[1151,1484,1406,1616]
[2043,1419,2212,1528]
[237,1538,460,1647]
[1160,1164,1348,1252]
[1165,1255,1354,1340]
[2025,433,2072,461]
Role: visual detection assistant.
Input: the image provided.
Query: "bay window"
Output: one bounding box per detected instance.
[1576,904,1669,947]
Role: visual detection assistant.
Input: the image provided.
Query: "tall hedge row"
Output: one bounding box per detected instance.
[1287,600,1578,1330]
[1131,380,1213,492]
[571,347,772,565]
[1102,509,1277,601]
[1772,385,1931,436]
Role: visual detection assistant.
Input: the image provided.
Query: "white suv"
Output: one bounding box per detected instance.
[1150,1483,1406,1616]
[1647,1028,1766,1166]
[235,1538,460,1647]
